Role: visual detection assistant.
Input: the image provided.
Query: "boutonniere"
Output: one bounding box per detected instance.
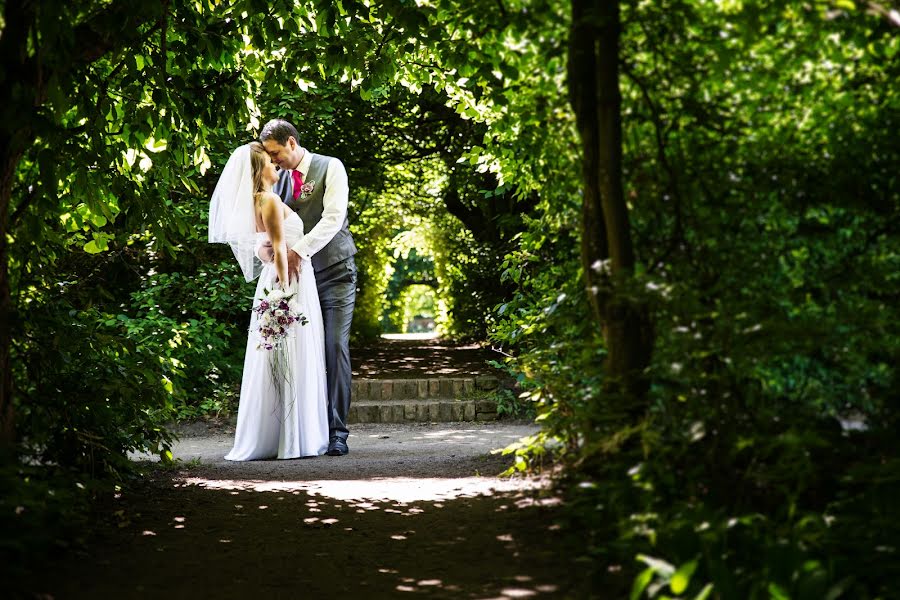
[299,180,316,201]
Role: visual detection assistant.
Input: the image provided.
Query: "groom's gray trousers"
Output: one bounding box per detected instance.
[273,154,357,441]
[315,256,356,441]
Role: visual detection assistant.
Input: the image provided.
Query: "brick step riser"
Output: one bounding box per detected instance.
[351,376,498,402]
[348,399,498,424]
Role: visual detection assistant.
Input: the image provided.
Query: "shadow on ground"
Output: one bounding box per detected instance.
[31,473,588,599]
[18,423,605,599]
[352,336,505,379]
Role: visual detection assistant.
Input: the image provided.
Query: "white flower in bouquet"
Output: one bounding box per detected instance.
[265,288,289,302]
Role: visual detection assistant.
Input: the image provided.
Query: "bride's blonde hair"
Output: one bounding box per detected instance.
[249,141,270,194]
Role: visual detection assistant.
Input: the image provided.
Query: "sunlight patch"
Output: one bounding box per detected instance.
[181,476,549,503]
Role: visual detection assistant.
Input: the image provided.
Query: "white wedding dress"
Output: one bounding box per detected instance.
[225,211,329,460]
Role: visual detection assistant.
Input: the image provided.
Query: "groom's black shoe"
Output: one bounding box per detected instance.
[326,436,349,456]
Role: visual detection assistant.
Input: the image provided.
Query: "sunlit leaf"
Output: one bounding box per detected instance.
[630,567,655,600]
[768,583,790,600]
[670,559,698,594]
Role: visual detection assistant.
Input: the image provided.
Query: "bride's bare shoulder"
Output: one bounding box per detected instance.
[254,191,281,206]
[255,192,285,225]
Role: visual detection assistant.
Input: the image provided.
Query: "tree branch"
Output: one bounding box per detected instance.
[621,63,685,272]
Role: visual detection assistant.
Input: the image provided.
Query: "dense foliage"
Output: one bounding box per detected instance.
[488,1,900,597]
[2,0,898,596]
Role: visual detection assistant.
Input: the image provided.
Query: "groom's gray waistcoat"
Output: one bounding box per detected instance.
[275,152,357,272]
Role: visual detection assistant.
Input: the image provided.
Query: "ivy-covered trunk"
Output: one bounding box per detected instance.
[0,172,9,451]
[568,0,654,407]
[0,1,27,454]
[568,0,609,326]
[0,139,21,453]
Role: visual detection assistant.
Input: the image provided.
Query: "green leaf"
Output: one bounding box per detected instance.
[768,583,790,600]
[631,567,655,600]
[145,137,168,153]
[83,239,106,254]
[670,559,698,594]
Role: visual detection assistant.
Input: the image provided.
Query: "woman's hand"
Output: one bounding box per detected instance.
[286,249,302,283]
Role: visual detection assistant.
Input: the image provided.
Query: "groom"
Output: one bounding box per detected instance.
[259,119,357,457]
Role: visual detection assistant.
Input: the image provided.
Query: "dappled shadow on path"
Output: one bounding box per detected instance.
[32,471,593,599]
[352,336,503,379]
[161,423,540,482]
[26,422,608,598]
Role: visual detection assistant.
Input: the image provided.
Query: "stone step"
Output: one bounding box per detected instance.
[351,376,499,402]
[348,399,499,424]
[348,376,502,423]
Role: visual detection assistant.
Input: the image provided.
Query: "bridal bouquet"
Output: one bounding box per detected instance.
[252,287,309,419]
[253,287,308,351]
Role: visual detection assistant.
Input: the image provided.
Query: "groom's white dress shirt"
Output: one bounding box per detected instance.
[290,147,350,264]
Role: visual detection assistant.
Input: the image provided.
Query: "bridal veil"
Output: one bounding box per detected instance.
[208,144,262,282]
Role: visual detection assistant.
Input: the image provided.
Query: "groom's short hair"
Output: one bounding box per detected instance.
[260,119,300,146]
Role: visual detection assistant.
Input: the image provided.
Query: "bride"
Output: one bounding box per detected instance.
[208,142,329,459]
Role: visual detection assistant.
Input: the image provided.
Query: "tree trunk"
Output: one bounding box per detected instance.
[0,0,31,455]
[568,0,654,406]
[592,1,630,274]
[0,137,25,454]
[568,0,609,326]
[0,61,29,453]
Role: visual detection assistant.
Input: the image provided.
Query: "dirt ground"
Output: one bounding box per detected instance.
[23,422,602,599]
[351,336,506,379]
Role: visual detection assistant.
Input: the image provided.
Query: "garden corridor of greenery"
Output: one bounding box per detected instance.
[1,0,898,597]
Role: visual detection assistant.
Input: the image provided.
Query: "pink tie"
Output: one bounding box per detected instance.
[292,169,304,200]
